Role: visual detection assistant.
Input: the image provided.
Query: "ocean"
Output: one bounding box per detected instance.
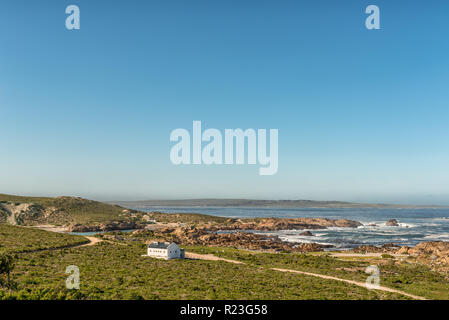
[137,207,449,249]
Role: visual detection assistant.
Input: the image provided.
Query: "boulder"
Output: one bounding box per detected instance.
[386,219,399,227]
[395,246,410,255]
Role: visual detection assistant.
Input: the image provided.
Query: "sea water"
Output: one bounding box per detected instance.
[136,207,449,249]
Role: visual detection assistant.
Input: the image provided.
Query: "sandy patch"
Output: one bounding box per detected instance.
[31,224,69,233]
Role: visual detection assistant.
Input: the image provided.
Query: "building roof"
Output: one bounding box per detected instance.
[147,242,173,249]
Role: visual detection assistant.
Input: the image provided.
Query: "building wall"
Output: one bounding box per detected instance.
[180,248,185,259]
[167,243,181,260]
[147,243,184,259]
[147,247,168,258]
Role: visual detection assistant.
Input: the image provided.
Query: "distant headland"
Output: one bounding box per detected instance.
[110,199,449,209]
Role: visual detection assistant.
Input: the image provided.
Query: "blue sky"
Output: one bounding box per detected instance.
[1,0,449,204]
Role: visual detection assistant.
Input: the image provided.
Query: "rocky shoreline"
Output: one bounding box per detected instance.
[66,217,367,252]
[67,217,363,233]
[61,216,449,272]
[204,217,362,231]
[139,225,334,252]
[66,216,449,262]
[351,241,449,273]
[67,221,145,232]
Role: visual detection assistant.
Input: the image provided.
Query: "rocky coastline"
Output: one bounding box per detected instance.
[66,216,449,265]
[67,217,366,252]
[138,225,333,252]
[68,221,145,232]
[204,217,363,231]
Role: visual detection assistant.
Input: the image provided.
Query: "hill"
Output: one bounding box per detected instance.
[0,194,134,226]
[0,194,229,228]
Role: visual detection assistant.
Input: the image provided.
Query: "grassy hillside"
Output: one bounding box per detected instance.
[0,194,137,226]
[187,246,449,300]
[0,194,228,227]
[0,225,441,300]
[0,224,88,253]
[2,241,405,300]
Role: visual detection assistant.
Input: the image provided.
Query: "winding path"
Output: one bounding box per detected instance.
[271,267,427,300]
[185,252,244,264]
[80,236,102,247]
[186,251,427,300]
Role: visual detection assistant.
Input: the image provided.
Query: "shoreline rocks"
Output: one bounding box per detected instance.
[66,216,364,253]
[352,241,449,272]
[207,217,362,232]
[151,226,333,252]
[68,221,144,232]
[66,217,363,234]
[386,219,399,226]
[398,241,449,271]
[352,243,401,254]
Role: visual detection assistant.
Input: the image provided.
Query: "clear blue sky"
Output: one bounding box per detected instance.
[1,0,449,204]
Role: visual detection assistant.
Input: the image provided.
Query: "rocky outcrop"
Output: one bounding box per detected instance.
[399,241,449,271]
[151,226,333,252]
[68,221,144,232]
[208,217,362,232]
[299,231,313,236]
[0,202,44,225]
[295,242,332,252]
[353,245,386,253]
[351,241,449,273]
[352,243,400,253]
[386,219,399,226]
[134,217,361,252]
[68,224,101,232]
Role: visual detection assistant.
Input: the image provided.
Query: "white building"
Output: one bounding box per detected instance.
[147,242,185,260]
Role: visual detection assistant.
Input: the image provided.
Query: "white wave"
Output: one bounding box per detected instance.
[423,233,449,240]
[398,223,417,228]
[419,223,439,227]
[315,242,335,246]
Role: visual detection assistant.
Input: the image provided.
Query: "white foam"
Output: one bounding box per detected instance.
[423,233,449,240]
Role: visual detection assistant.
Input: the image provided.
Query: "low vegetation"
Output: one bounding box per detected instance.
[2,241,404,300]
[0,251,15,288]
[1,194,448,300]
[187,246,449,300]
[0,225,407,300]
[0,194,228,227]
[0,225,88,253]
[0,194,132,225]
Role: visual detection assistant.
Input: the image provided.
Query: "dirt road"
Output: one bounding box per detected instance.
[81,236,102,247]
[271,267,426,300]
[185,252,244,264]
[330,252,408,258]
[186,251,427,300]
